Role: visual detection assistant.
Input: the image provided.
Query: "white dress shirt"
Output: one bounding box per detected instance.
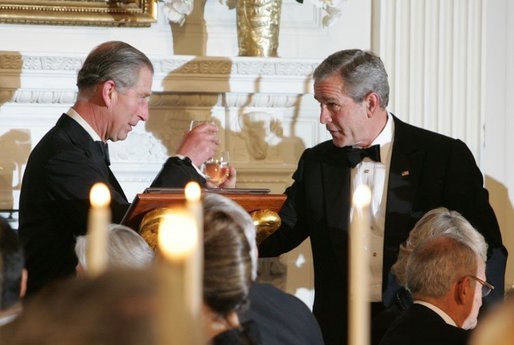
[350,112,395,302]
[66,107,102,142]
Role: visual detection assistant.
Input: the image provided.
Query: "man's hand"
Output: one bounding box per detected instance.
[220,166,237,188]
[177,122,219,167]
[205,166,237,189]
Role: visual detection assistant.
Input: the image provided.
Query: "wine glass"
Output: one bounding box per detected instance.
[202,151,230,186]
[189,119,215,131]
[189,120,202,131]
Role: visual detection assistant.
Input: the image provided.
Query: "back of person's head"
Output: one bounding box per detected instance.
[392,207,487,287]
[76,41,154,95]
[406,234,478,298]
[203,193,258,280]
[75,224,154,272]
[7,269,156,345]
[202,194,253,318]
[0,217,24,310]
[313,49,389,108]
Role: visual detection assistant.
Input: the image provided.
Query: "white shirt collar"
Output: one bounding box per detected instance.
[414,300,458,327]
[371,112,394,165]
[66,107,102,142]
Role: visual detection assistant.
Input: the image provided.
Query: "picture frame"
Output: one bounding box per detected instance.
[0,0,157,27]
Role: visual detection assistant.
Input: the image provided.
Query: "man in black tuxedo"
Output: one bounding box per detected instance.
[19,41,236,296]
[379,234,489,345]
[258,49,506,345]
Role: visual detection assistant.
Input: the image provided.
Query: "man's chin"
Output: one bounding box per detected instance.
[111,133,129,142]
[331,138,347,148]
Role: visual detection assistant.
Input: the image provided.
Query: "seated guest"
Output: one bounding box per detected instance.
[202,199,260,344]
[7,204,259,345]
[74,224,154,273]
[0,218,26,326]
[203,194,325,345]
[5,269,158,345]
[390,207,487,291]
[379,234,491,345]
[381,208,487,323]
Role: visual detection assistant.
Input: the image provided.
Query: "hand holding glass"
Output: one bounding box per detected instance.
[202,151,230,186]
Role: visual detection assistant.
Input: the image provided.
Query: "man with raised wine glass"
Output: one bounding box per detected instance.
[19,41,236,296]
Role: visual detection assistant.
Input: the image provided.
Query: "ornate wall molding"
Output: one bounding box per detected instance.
[0,53,318,98]
[0,53,318,75]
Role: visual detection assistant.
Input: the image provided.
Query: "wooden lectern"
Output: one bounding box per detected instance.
[121,188,286,232]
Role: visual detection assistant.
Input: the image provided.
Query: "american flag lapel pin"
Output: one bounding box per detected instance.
[401,170,410,177]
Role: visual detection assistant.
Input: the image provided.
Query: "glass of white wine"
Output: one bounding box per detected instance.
[202,151,230,186]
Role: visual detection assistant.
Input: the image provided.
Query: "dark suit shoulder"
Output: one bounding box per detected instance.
[393,115,459,148]
[379,304,469,345]
[302,140,340,158]
[29,115,92,160]
[245,283,325,345]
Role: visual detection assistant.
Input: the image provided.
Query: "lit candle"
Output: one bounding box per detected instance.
[157,207,202,345]
[87,182,111,276]
[348,184,371,345]
[184,181,203,318]
[185,181,203,235]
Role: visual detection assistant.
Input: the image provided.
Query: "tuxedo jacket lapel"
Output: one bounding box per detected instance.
[383,116,425,283]
[321,145,352,268]
[57,115,128,203]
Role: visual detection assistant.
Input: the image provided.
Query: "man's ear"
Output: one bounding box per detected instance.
[365,92,380,117]
[455,276,472,305]
[101,80,116,108]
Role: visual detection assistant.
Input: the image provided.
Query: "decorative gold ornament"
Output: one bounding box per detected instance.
[141,206,282,249]
[236,0,282,57]
[139,207,171,251]
[251,209,281,244]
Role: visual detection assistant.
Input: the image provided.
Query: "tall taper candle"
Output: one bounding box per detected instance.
[87,182,111,276]
[184,182,203,318]
[349,184,371,345]
[157,207,201,345]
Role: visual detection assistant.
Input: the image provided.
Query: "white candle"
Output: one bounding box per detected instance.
[87,183,111,276]
[184,182,203,318]
[157,207,201,345]
[185,181,203,237]
[349,184,371,345]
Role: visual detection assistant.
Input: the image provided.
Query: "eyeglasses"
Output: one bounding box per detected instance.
[468,275,495,297]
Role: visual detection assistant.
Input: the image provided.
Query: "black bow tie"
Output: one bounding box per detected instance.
[346,145,381,168]
[96,141,110,166]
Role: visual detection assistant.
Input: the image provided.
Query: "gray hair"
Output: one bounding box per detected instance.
[392,207,487,287]
[77,41,154,95]
[313,49,390,108]
[406,234,478,298]
[75,224,154,271]
[203,193,258,281]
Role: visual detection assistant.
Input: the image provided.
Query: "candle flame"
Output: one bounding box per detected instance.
[185,182,201,202]
[158,208,198,259]
[352,184,371,208]
[90,183,111,208]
